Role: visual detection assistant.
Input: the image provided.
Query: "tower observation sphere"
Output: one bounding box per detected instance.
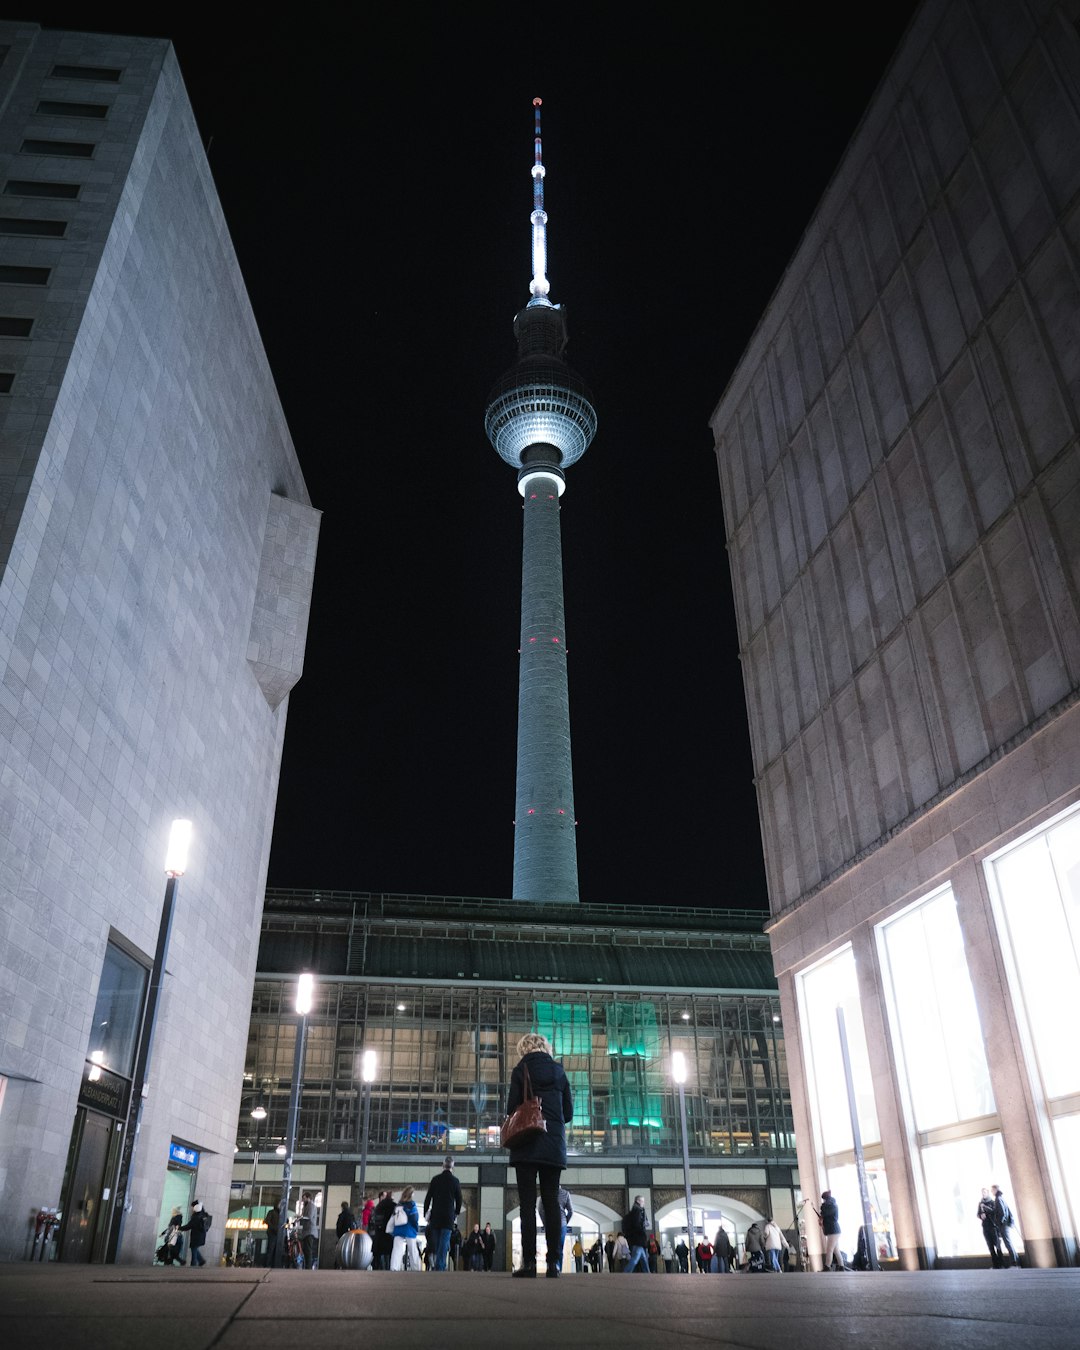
[484,98,597,904]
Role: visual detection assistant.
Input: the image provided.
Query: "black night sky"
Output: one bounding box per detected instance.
[37,5,920,911]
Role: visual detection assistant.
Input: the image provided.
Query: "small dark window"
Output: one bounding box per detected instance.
[36,100,109,119]
[4,179,80,199]
[0,218,67,238]
[0,318,33,337]
[0,373,14,393]
[0,265,50,286]
[20,139,94,158]
[50,64,122,82]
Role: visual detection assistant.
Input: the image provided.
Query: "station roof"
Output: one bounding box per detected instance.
[258,890,778,994]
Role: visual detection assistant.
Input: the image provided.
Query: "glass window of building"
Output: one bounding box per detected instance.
[797,945,879,1155]
[87,941,148,1077]
[984,803,1080,1245]
[876,884,1010,1258]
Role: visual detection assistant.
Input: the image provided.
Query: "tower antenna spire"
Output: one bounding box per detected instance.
[529,96,550,305]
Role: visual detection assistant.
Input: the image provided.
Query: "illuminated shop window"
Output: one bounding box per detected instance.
[985,805,1080,1245]
[878,885,994,1131]
[797,946,879,1156]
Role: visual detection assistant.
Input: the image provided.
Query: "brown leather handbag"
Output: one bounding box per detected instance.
[500,1060,547,1147]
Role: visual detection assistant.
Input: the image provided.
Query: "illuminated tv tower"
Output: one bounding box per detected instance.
[485,98,597,903]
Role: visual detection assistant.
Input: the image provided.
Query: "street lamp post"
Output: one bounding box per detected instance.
[357,1049,377,1207]
[275,972,313,1267]
[672,1050,697,1269]
[108,819,193,1262]
[836,1005,877,1271]
[247,1103,267,1262]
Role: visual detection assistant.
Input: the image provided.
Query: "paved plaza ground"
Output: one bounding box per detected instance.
[2,1264,1079,1349]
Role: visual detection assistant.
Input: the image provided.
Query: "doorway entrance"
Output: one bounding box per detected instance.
[155,1154,198,1263]
[59,1110,122,1262]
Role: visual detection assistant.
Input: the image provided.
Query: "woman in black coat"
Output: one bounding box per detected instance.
[505,1032,573,1278]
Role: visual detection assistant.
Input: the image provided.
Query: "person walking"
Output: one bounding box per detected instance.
[505,1032,573,1279]
[482,1222,496,1271]
[463,1222,484,1270]
[588,1238,603,1273]
[819,1191,842,1271]
[360,1194,375,1232]
[449,1222,462,1270]
[538,1185,573,1271]
[745,1222,765,1272]
[715,1226,734,1273]
[621,1195,651,1273]
[572,1236,584,1272]
[763,1218,788,1272]
[604,1233,616,1271]
[389,1186,421,1271]
[336,1200,357,1239]
[158,1207,183,1265]
[991,1185,1018,1267]
[298,1191,320,1269]
[368,1190,395,1270]
[695,1236,713,1273]
[661,1237,675,1273]
[262,1199,280,1267]
[180,1200,210,1267]
[423,1155,463,1271]
[674,1237,689,1273]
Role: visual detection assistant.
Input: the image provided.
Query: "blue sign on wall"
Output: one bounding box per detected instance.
[169,1142,199,1168]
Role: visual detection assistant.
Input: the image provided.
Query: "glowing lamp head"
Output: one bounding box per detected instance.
[361,1049,377,1083]
[275,1145,287,1156]
[250,1105,267,1121]
[164,818,193,877]
[295,972,314,1016]
[672,1051,688,1085]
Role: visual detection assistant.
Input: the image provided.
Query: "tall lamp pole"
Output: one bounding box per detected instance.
[836,1005,877,1271]
[108,818,192,1262]
[247,1102,267,1261]
[357,1049,377,1206]
[275,972,313,1266]
[672,1051,697,1269]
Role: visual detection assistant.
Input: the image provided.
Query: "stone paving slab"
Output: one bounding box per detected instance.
[1,1265,1078,1350]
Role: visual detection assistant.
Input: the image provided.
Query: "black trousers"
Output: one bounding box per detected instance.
[515,1163,562,1268]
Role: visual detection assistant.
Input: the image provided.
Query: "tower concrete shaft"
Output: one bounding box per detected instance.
[484,99,596,903]
[514,457,577,902]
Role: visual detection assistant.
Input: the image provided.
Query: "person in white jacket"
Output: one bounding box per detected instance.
[762,1218,789,1272]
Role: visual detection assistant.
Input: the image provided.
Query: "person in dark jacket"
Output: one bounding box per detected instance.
[482,1222,497,1271]
[621,1195,651,1273]
[336,1200,357,1238]
[991,1185,1018,1267]
[449,1222,462,1270]
[977,1188,1001,1267]
[715,1226,734,1273]
[369,1190,395,1270]
[819,1191,842,1271]
[423,1156,463,1271]
[180,1200,209,1267]
[505,1032,573,1278]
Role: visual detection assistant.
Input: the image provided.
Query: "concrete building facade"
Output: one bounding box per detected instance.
[711,0,1080,1268]
[0,24,319,1263]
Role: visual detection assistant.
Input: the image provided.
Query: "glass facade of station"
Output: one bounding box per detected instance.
[240,982,792,1161]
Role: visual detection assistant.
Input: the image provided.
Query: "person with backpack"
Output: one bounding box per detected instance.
[180,1200,211,1267]
[991,1185,1018,1267]
[157,1207,183,1265]
[389,1186,421,1271]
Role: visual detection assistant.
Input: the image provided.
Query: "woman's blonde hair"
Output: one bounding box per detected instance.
[516,1032,552,1058]
[399,1185,414,1202]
